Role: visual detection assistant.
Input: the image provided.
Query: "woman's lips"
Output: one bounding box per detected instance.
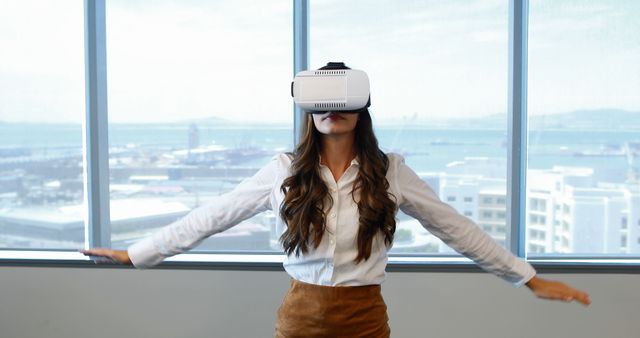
[325,113,344,120]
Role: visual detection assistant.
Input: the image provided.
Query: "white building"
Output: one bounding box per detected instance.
[417,157,640,255]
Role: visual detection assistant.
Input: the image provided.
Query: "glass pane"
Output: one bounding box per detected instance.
[311,0,509,255]
[527,0,640,256]
[0,1,85,249]
[106,0,293,251]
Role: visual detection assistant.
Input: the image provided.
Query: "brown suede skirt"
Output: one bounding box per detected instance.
[274,278,391,338]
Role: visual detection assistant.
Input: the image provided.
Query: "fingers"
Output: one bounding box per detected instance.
[572,290,591,306]
[79,248,132,265]
[79,248,115,264]
[79,248,112,257]
[560,286,591,306]
[533,281,591,306]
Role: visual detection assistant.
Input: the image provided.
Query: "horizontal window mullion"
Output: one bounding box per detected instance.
[2,251,640,274]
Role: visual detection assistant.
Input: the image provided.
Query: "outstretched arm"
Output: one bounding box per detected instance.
[392,155,590,305]
[81,154,285,268]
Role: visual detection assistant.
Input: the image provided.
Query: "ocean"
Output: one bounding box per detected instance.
[0,123,638,184]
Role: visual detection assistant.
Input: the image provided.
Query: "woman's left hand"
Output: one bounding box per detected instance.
[525,276,591,306]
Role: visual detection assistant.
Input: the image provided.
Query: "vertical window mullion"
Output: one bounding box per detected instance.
[293,0,309,146]
[507,0,529,257]
[83,0,111,249]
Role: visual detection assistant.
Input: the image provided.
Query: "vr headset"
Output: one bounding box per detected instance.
[291,62,370,114]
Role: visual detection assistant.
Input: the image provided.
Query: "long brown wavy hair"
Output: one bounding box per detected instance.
[279,109,397,263]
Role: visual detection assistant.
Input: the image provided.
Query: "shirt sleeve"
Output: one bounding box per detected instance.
[127,154,282,269]
[393,155,536,287]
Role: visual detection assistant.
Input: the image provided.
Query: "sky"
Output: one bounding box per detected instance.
[0,0,638,124]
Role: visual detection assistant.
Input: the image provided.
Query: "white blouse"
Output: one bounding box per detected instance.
[128,153,536,287]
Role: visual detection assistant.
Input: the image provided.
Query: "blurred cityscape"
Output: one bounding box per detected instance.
[1,110,639,256]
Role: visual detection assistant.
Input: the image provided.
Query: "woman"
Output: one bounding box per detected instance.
[82,63,591,337]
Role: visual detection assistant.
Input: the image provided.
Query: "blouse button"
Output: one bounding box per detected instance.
[330,213,336,218]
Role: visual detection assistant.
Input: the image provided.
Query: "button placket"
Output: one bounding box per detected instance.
[330,183,339,249]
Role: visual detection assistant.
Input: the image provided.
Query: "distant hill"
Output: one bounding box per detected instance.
[528,109,640,130]
[106,116,290,129]
[178,116,292,128]
[2,108,637,130]
[183,116,230,125]
[380,109,640,130]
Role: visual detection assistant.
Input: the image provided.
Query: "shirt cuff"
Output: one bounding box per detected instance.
[127,236,166,269]
[510,260,537,288]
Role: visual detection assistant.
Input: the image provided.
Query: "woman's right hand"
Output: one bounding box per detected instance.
[80,248,133,265]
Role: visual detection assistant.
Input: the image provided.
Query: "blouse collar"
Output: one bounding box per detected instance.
[319,154,360,167]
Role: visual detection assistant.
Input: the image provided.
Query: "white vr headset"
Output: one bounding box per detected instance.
[291,63,371,113]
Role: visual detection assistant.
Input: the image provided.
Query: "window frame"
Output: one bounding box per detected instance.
[1,0,640,273]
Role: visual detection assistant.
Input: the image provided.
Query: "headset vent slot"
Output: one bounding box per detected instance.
[314,70,346,75]
[314,103,346,108]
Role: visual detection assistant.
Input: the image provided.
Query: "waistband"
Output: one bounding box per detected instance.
[288,278,382,299]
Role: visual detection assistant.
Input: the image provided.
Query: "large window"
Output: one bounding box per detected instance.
[311,0,510,254]
[527,0,640,256]
[0,1,85,250]
[1,0,639,267]
[106,0,292,251]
